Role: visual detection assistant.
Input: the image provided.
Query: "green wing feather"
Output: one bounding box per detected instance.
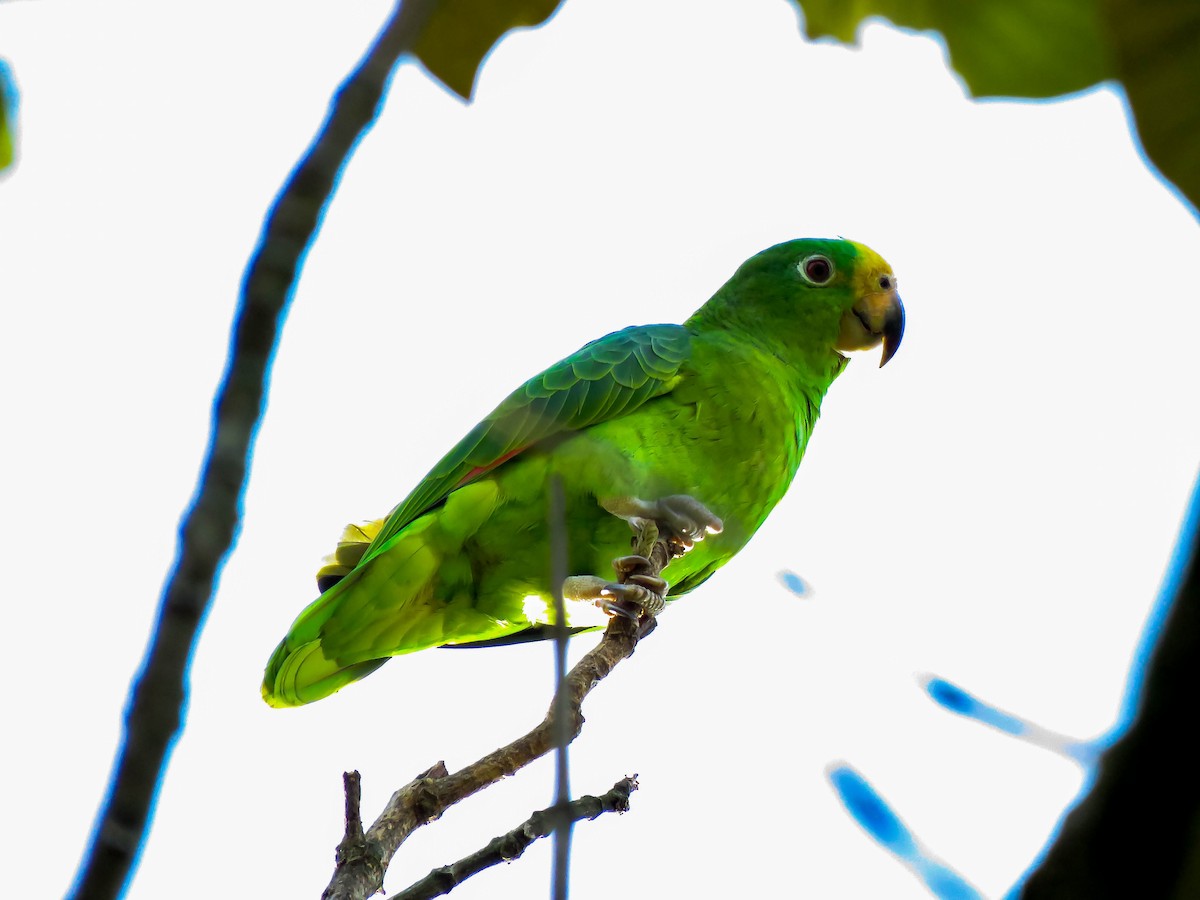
[359,323,691,564]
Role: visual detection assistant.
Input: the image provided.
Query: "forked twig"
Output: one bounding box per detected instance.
[392,776,639,900]
[322,525,676,900]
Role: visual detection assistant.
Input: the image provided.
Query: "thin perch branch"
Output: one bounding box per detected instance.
[392,776,639,900]
[548,476,573,900]
[68,3,436,898]
[323,525,678,900]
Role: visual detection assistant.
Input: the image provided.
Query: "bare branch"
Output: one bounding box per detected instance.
[327,764,450,900]
[335,771,366,865]
[323,616,641,900]
[68,3,436,898]
[322,522,677,900]
[393,776,639,900]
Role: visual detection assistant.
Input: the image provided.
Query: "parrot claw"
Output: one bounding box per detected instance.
[561,573,668,620]
[613,555,654,578]
[602,494,723,553]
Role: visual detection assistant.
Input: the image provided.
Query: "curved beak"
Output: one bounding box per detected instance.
[878,294,904,367]
[836,290,905,368]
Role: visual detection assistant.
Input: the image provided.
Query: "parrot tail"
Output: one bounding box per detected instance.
[262,480,512,707]
[260,518,391,707]
[261,637,388,708]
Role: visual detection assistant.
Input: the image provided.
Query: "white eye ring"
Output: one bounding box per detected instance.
[798,254,835,285]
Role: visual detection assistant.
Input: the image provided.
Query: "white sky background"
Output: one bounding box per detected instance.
[3,0,1199,897]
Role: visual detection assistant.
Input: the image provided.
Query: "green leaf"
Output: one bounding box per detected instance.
[413,0,565,100]
[1103,0,1200,216]
[794,0,1197,217]
[0,59,16,174]
[797,0,1113,98]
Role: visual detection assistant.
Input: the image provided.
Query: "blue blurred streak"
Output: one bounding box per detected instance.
[828,764,983,899]
[920,863,984,900]
[778,569,812,598]
[829,765,917,858]
[923,677,1028,737]
[922,674,1100,763]
[920,472,1200,764]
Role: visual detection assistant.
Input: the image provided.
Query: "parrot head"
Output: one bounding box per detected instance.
[694,238,904,369]
[826,240,905,367]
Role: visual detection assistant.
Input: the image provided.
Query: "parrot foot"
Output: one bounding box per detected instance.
[561,495,720,632]
[562,563,668,620]
[602,494,723,553]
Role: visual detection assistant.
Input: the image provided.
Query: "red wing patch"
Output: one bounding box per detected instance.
[456,445,529,487]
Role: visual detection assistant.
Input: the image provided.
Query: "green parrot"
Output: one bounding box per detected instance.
[262,238,903,707]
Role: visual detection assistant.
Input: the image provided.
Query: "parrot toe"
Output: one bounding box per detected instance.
[657,494,724,542]
[610,555,668,597]
[612,554,653,576]
[562,573,668,620]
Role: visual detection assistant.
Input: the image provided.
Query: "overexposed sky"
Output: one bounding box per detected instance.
[2,1,1198,898]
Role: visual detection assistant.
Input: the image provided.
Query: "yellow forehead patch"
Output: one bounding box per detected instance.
[847,240,895,293]
[847,241,892,275]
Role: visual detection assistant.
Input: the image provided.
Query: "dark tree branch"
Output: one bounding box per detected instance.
[68,3,436,898]
[322,525,677,900]
[392,776,639,900]
[1021,486,1200,898]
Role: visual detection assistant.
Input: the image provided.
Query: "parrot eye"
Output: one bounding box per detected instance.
[798,254,834,285]
[879,274,895,290]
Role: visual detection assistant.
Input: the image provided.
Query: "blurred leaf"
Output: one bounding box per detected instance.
[0,59,16,173]
[797,0,1112,98]
[1103,0,1200,216]
[794,0,1198,216]
[414,0,565,100]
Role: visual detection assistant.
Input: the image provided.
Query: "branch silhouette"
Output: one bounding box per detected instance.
[1021,483,1200,898]
[68,3,436,898]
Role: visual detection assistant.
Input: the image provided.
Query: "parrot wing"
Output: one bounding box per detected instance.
[360,323,692,565]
